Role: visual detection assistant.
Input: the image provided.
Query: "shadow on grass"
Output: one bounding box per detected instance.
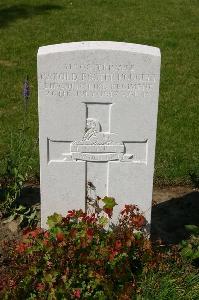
[151,190,199,244]
[0,4,63,28]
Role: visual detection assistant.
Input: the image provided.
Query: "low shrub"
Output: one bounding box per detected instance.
[180,225,199,266]
[0,203,192,299]
[0,125,39,227]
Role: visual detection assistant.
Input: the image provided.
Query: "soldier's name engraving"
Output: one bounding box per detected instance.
[40,72,156,82]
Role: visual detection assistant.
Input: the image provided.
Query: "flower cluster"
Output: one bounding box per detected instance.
[0,204,179,299]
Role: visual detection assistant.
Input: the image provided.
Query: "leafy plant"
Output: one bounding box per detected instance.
[0,163,25,214]
[1,202,198,299]
[180,225,199,265]
[0,204,156,299]
[3,204,39,228]
[0,125,38,220]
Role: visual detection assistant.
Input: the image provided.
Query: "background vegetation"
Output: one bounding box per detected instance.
[0,0,198,184]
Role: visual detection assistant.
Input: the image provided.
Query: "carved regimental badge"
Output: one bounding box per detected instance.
[62,118,134,162]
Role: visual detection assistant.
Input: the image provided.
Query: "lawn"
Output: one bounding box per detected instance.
[0,0,198,184]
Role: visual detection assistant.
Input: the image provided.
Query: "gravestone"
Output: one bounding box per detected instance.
[37,41,161,227]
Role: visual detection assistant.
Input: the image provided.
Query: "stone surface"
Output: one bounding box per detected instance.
[37,41,161,227]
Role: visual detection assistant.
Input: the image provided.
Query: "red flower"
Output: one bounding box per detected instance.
[56,232,64,242]
[70,228,77,238]
[80,240,87,248]
[43,239,49,246]
[72,288,81,298]
[15,242,28,253]
[44,231,50,239]
[121,204,137,215]
[24,228,43,239]
[82,215,96,224]
[47,261,53,269]
[131,215,145,228]
[36,282,45,292]
[62,216,70,223]
[103,207,113,218]
[9,279,16,288]
[109,250,118,261]
[43,231,50,246]
[67,210,76,218]
[86,228,94,241]
[22,227,31,235]
[115,240,122,250]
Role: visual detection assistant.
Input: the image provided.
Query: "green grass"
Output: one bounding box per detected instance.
[0,0,198,183]
[137,267,199,300]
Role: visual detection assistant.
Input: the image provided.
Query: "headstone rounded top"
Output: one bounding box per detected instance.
[38,41,160,57]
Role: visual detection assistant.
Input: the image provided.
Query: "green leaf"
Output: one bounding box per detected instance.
[47,213,63,228]
[16,205,26,212]
[3,214,16,223]
[18,174,25,181]
[101,197,117,209]
[192,250,199,260]
[134,231,143,240]
[44,271,58,283]
[28,210,37,220]
[181,246,194,259]
[99,216,109,226]
[44,273,53,283]
[185,225,199,235]
[180,240,187,247]
[13,167,18,176]
[27,293,37,300]
[19,214,25,224]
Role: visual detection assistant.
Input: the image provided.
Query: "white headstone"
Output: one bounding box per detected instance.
[38,41,161,227]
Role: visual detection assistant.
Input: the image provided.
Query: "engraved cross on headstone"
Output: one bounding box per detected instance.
[48,102,147,210]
